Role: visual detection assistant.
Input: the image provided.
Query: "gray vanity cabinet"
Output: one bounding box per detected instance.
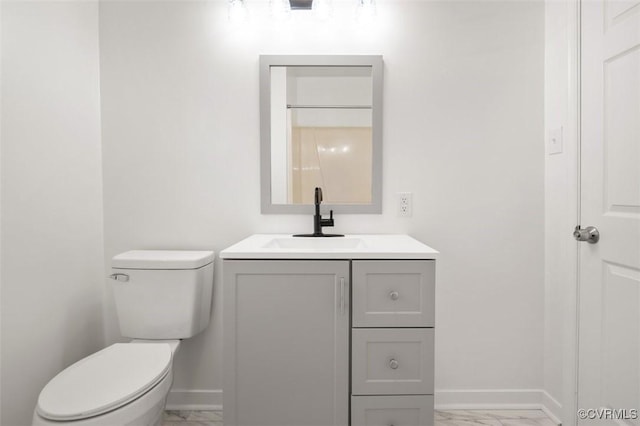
[223,257,435,426]
[223,260,350,426]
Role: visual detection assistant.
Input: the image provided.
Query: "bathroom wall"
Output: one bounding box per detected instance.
[99,0,545,407]
[0,2,105,424]
[0,1,4,422]
[543,0,579,421]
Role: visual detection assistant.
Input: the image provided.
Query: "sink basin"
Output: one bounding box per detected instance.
[263,237,366,250]
[220,234,439,260]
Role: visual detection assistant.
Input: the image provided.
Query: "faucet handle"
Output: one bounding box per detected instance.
[324,210,335,227]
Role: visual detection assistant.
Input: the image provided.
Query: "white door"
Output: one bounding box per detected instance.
[578,0,640,424]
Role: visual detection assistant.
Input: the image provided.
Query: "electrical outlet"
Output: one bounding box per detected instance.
[398,192,412,217]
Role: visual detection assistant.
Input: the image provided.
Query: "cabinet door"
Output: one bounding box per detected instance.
[352,260,435,327]
[223,260,350,426]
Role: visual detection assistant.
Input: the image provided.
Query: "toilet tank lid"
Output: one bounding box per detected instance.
[112,250,214,270]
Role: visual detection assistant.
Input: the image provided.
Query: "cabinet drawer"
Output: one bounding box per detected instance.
[352,328,434,395]
[351,395,434,426]
[352,260,434,327]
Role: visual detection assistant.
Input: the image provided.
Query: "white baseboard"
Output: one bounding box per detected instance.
[165,389,222,411]
[435,388,544,408]
[541,391,563,425]
[435,389,562,425]
[165,388,562,425]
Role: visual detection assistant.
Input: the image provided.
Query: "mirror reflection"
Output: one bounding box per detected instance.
[270,66,373,205]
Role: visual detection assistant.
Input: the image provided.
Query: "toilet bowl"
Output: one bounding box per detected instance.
[33,341,179,426]
[33,250,215,426]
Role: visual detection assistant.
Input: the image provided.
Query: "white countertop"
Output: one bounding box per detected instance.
[219,234,439,260]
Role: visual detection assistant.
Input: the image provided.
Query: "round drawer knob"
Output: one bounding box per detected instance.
[389,358,399,369]
[389,291,399,301]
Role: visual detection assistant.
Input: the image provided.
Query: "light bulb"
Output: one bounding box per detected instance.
[228,0,248,23]
[312,0,332,21]
[356,0,376,24]
[270,0,291,21]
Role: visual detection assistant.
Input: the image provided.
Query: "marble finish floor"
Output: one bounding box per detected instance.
[163,410,222,426]
[162,409,558,426]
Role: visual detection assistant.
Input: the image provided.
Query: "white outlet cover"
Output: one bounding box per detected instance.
[397,192,412,217]
[548,127,563,155]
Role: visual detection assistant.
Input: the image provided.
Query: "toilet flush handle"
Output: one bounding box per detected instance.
[108,273,129,282]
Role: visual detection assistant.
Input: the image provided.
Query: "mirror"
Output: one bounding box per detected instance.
[260,55,383,214]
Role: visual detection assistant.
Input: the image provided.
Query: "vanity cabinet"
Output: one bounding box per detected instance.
[223,260,350,426]
[221,236,437,426]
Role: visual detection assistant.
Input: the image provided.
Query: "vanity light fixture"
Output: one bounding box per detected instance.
[290,0,313,9]
[227,0,372,22]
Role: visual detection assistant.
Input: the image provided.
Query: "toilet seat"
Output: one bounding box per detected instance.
[36,343,172,421]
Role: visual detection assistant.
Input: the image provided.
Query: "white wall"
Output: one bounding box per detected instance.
[0,1,4,421]
[0,2,105,424]
[99,0,545,406]
[543,0,579,422]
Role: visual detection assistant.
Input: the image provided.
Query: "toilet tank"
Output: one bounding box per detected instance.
[110,250,215,339]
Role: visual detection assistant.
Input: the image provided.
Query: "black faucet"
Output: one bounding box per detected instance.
[294,187,344,237]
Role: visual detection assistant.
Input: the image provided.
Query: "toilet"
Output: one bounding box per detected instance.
[33,250,215,426]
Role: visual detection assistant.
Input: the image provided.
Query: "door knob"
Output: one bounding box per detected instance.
[573,225,599,244]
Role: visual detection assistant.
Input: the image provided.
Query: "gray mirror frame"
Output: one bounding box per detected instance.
[260,55,383,214]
